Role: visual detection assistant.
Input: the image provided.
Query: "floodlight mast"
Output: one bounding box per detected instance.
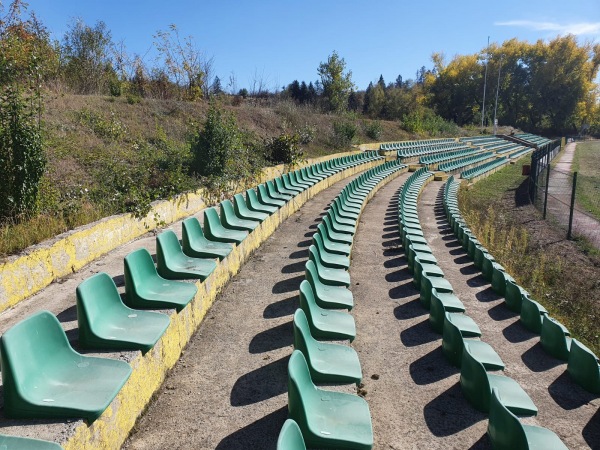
[481,36,490,130]
[493,54,503,135]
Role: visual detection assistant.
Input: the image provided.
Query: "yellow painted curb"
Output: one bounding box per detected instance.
[60,159,383,450]
[0,151,360,314]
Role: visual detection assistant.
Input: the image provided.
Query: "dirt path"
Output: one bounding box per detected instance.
[416,180,599,449]
[548,142,600,248]
[122,175,364,450]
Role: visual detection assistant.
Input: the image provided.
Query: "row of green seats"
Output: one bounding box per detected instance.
[445,176,600,395]
[380,138,455,151]
[281,160,406,449]
[397,142,465,158]
[438,151,494,173]
[460,156,508,180]
[418,146,474,165]
[459,136,500,144]
[508,147,533,159]
[398,173,562,448]
[0,152,382,447]
[495,144,523,154]
[442,177,570,447]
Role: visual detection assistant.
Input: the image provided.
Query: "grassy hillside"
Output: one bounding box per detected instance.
[2,93,436,259]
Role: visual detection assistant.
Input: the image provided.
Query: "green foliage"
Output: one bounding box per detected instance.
[331,117,357,148]
[0,1,48,222]
[297,124,316,144]
[190,102,241,177]
[571,141,600,221]
[264,132,304,165]
[318,51,354,113]
[363,120,382,140]
[61,19,114,94]
[428,36,600,134]
[0,86,46,221]
[402,108,458,136]
[77,108,127,140]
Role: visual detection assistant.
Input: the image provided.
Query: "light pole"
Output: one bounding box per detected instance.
[493,54,503,135]
[481,36,490,130]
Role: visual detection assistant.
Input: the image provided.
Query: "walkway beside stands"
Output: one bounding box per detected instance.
[549,141,600,248]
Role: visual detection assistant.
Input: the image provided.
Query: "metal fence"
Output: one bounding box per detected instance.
[530,139,600,247]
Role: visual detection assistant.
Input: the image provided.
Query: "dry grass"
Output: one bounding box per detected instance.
[460,157,600,355]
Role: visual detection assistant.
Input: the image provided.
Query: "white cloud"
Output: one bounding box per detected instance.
[495,20,600,36]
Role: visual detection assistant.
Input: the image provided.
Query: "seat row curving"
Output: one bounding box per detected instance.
[438,151,495,173]
[460,156,509,180]
[398,171,567,448]
[0,151,383,448]
[444,176,600,395]
[278,160,407,449]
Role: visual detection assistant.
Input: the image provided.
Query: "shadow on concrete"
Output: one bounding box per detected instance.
[548,371,598,410]
[400,319,439,347]
[230,355,290,406]
[502,320,536,344]
[272,275,304,294]
[249,321,293,354]
[389,282,419,300]
[288,249,307,259]
[521,342,563,372]
[487,303,517,322]
[215,406,287,450]
[410,347,458,385]
[56,305,77,323]
[583,407,600,449]
[394,298,427,320]
[263,296,298,319]
[423,382,486,437]
[281,260,307,274]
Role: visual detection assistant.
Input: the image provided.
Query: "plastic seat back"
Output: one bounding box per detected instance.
[567,339,600,394]
[293,308,317,363]
[277,419,307,450]
[156,229,184,266]
[442,311,466,367]
[287,350,318,436]
[124,248,161,304]
[540,316,571,360]
[0,434,64,450]
[460,341,492,411]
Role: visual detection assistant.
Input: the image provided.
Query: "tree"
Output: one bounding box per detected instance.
[317,50,354,112]
[210,75,223,96]
[154,24,210,101]
[377,74,386,91]
[61,19,114,94]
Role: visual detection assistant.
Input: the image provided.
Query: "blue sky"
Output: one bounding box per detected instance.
[24,0,600,91]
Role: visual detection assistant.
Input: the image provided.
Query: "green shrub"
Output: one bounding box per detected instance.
[0,86,46,222]
[264,132,304,165]
[190,102,241,177]
[331,118,357,148]
[297,124,316,144]
[403,109,458,136]
[363,120,383,140]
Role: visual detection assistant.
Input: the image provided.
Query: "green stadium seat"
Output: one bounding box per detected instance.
[420,274,453,310]
[76,272,170,352]
[305,260,353,310]
[233,193,268,222]
[124,248,197,311]
[220,200,259,232]
[428,288,466,333]
[442,313,504,370]
[156,230,217,280]
[0,434,63,450]
[299,280,355,342]
[540,316,572,360]
[308,245,350,287]
[519,295,548,334]
[567,339,600,394]
[182,217,233,261]
[293,309,362,384]
[203,207,248,244]
[460,341,537,416]
[246,188,278,214]
[277,419,306,450]
[267,180,293,201]
[313,233,350,270]
[287,351,373,450]
[491,264,514,296]
[258,184,286,207]
[0,311,132,422]
[315,225,351,256]
[488,388,567,450]
[274,177,299,197]
[324,212,355,235]
[504,279,527,312]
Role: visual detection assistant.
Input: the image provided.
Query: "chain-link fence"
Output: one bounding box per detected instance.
[530,140,600,248]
